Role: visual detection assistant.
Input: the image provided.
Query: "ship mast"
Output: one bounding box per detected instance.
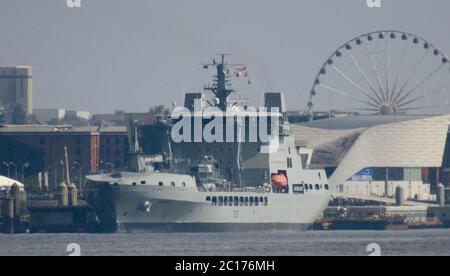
[203,54,235,111]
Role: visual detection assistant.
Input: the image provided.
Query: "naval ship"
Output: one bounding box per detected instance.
[86,55,330,232]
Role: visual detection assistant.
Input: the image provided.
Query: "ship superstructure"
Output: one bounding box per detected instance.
[87,55,330,232]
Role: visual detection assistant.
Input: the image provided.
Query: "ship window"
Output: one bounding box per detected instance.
[234,197,239,206]
[305,184,309,190]
[182,182,186,187]
[293,184,305,194]
[229,196,233,206]
[218,197,224,206]
[244,197,249,206]
[132,182,137,186]
[264,197,268,206]
[315,184,320,190]
[249,197,254,206]
[206,196,211,201]
[309,184,313,190]
[159,182,164,187]
[212,197,217,206]
[141,181,146,185]
[260,197,264,204]
[224,196,228,206]
[171,182,175,187]
[255,197,259,206]
[325,184,329,190]
[239,197,244,206]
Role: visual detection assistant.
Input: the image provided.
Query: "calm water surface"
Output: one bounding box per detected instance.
[1,229,449,256]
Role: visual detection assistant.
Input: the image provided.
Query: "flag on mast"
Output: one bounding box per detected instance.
[234,65,251,85]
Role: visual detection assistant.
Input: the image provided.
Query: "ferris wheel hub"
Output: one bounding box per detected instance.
[380,104,396,116]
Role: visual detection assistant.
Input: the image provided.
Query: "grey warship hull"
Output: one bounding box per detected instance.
[87,171,330,233]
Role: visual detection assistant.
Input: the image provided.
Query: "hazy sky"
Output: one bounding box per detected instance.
[1,0,449,113]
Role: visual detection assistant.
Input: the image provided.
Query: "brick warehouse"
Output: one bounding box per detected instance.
[0,125,128,187]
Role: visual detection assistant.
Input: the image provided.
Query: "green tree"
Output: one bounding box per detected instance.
[11,105,27,125]
[149,105,169,115]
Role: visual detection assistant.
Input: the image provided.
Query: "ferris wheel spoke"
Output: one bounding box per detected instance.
[347,52,384,104]
[396,86,447,109]
[318,83,380,109]
[330,65,382,106]
[385,35,391,102]
[389,47,409,103]
[392,49,430,104]
[367,44,386,102]
[394,63,446,106]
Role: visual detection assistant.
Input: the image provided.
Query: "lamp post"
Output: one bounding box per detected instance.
[106,162,115,173]
[73,161,82,191]
[99,161,106,174]
[59,160,65,184]
[9,162,18,180]
[21,163,30,183]
[52,160,64,191]
[2,162,11,178]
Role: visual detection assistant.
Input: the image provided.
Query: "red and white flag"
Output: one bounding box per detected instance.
[234,65,248,77]
[234,65,251,84]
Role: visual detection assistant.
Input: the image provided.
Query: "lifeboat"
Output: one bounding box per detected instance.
[271,174,288,187]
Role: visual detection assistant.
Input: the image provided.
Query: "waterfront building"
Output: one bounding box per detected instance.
[292,115,450,201]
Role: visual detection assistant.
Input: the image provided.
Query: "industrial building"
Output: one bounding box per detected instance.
[0,66,33,115]
[0,125,128,188]
[292,115,450,201]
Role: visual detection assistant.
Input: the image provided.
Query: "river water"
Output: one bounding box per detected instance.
[0,229,449,256]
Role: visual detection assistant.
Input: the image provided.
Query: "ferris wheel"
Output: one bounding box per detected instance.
[308,31,450,116]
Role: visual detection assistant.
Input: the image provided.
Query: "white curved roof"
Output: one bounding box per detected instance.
[292,115,450,186]
[0,175,25,189]
[298,115,433,130]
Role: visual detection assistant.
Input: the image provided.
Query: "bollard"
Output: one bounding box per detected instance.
[437,184,446,207]
[68,183,78,207]
[11,183,22,218]
[3,197,15,234]
[58,183,68,207]
[395,186,405,206]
